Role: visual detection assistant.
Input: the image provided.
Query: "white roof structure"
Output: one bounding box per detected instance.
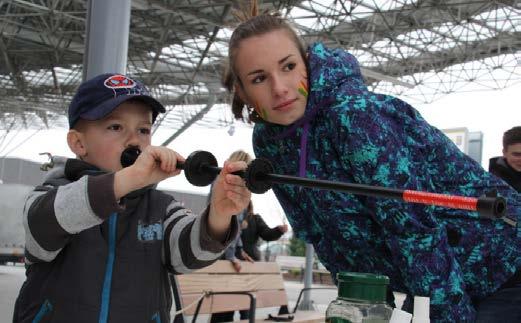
[1,0,520,137]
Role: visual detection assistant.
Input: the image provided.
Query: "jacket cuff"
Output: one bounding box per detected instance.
[87,173,125,219]
[199,208,239,253]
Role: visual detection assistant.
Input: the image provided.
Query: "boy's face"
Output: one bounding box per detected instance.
[234,29,308,126]
[503,142,521,172]
[68,101,153,172]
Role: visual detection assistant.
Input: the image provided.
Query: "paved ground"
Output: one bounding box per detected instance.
[0,264,337,323]
[0,264,26,323]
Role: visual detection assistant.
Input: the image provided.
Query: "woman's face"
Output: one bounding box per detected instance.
[234,29,308,126]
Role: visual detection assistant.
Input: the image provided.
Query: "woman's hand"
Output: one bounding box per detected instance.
[208,161,252,240]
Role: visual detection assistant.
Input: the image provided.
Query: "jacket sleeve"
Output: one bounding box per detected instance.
[223,234,242,261]
[162,200,239,274]
[255,214,284,241]
[331,97,476,322]
[224,216,242,261]
[23,173,123,264]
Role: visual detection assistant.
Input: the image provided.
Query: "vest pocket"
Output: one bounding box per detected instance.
[32,300,53,323]
[151,312,162,323]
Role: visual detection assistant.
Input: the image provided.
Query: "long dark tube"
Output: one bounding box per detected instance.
[173,152,506,219]
[176,155,505,220]
[260,173,505,220]
[120,149,507,222]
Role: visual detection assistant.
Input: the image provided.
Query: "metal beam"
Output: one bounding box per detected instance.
[161,95,216,146]
[0,35,26,94]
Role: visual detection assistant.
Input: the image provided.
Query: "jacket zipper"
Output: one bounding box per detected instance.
[98,213,117,323]
[32,299,52,323]
[151,312,161,323]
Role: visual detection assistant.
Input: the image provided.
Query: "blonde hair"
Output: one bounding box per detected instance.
[223,0,307,123]
[228,150,253,164]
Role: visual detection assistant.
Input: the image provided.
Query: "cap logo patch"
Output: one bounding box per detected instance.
[104,74,135,89]
[103,74,149,97]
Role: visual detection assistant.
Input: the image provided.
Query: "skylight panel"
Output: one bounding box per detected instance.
[434,22,494,43]
[370,38,420,60]
[365,0,419,11]
[287,5,319,30]
[349,48,389,67]
[474,6,519,32]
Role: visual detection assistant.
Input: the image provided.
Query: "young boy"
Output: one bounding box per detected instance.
[12,73,250,323]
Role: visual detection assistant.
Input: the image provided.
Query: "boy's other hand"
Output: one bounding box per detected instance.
[115,146,184,199]
[208,160,251,240]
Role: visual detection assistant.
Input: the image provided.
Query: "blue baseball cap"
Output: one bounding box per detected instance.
[68,73,166,128]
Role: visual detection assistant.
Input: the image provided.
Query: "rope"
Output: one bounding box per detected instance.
[172,290,211,316]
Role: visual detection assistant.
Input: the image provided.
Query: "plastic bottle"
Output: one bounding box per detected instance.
[326,272,393,323]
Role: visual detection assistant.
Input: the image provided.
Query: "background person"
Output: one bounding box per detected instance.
[237,201,288,262]
[489,126,521,192]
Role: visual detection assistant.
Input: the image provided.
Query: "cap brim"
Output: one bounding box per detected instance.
[79,94,166,122]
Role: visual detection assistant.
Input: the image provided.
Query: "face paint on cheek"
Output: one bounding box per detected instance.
[298,79,309,98]
[254,101,269,120]
[260,108,268,120]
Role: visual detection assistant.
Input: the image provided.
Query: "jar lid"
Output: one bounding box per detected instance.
[337,272,389,303]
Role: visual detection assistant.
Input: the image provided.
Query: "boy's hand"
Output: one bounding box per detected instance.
[208,160,251,240]
[132,146,184,185]
[115,146,184,199]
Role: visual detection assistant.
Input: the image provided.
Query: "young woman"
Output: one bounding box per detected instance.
[223,4,521,323]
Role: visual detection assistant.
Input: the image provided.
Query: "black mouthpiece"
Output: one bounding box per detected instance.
[120,147,141,168]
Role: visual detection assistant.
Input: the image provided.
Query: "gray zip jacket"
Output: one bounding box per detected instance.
[13,157,238,323]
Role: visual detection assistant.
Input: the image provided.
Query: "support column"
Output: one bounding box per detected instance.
[298,243,317,310]
[83,0,131,81]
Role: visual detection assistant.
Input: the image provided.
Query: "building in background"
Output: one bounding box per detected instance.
[442,127,483,165]
[0,157,47,187]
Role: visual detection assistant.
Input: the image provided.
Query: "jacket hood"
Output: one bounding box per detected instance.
[42,157,153,196]
[43,156,102,184]
[255,42,367,139]
[306,42,366,109]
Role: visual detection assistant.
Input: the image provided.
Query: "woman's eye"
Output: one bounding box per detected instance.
[108,124,122,131]
[283,62,296,71]
[252,75,266,84]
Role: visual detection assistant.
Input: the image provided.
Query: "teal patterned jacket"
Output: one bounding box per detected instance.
[252,43,521,322]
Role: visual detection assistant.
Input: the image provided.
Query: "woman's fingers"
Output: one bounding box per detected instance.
[225,160,248,174]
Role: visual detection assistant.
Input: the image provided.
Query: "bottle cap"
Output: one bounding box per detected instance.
[337,272,389,303]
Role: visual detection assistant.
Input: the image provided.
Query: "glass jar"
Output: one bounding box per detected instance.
[326,272,393,323]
